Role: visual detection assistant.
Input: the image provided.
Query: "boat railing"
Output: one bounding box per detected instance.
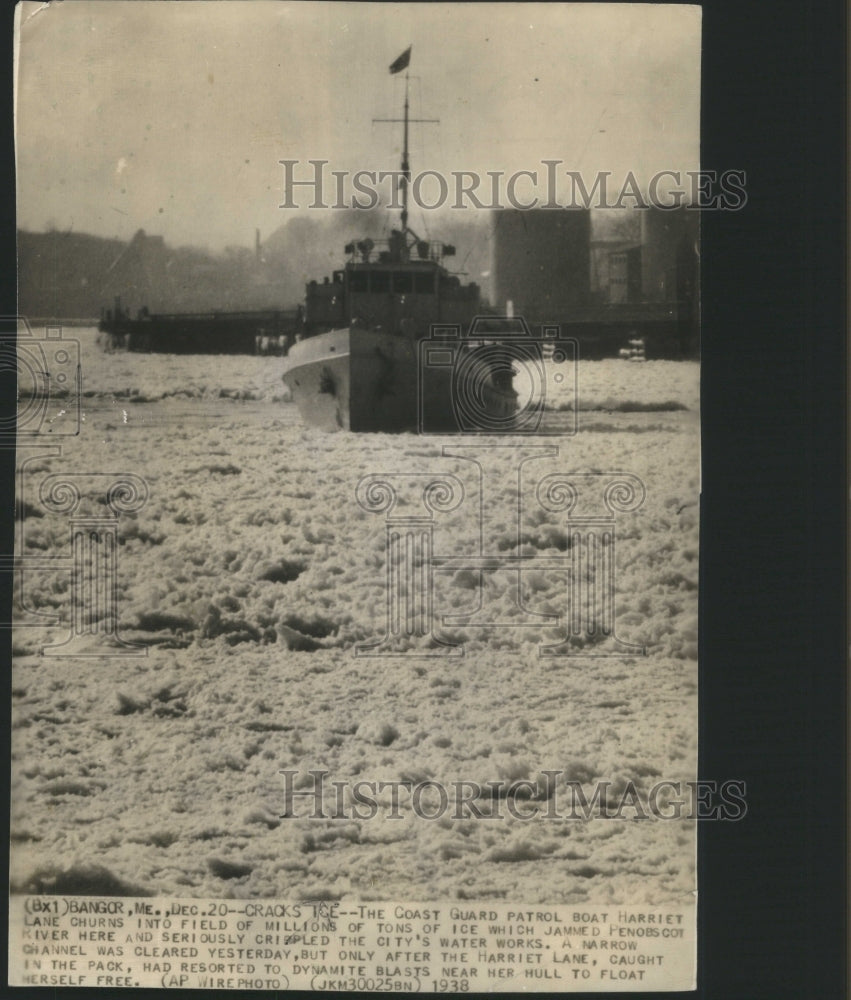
[343,236,452,264]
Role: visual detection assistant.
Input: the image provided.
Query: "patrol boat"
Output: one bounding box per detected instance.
[281,54,518,432]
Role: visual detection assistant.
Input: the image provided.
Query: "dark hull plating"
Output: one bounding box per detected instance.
[281,327,517,433]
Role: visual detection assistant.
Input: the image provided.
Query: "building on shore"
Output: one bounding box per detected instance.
[491,208,591,319]
[491,206,699,358]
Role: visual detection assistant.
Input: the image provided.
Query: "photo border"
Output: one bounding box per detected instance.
[0,0,845,997]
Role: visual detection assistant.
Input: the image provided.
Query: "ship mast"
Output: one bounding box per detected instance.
[374,55,438,253]
[401,72,410,231]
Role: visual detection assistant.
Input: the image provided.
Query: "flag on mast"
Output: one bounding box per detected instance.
[389,46,412,74]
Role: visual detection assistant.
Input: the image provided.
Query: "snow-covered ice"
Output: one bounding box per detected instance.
[11,328,699,904]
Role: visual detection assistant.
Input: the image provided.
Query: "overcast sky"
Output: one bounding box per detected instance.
[15,2,700,251]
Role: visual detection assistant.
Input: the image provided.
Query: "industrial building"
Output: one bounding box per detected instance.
[491,208,591,318]
[491,206,699,357]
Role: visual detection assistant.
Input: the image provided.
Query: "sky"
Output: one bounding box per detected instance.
[15,2,700,251]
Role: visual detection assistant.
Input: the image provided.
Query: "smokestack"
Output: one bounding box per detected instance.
[255,228,261,262]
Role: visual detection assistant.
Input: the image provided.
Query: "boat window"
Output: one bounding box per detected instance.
[371,272,391,293]
[414,272,434,294]
[349,271,368,293]
[393,272,413,293]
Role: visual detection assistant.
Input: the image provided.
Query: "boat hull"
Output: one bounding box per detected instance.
[281,327,517,433]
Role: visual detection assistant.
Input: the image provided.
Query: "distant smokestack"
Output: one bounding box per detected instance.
[255,228,261,262]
